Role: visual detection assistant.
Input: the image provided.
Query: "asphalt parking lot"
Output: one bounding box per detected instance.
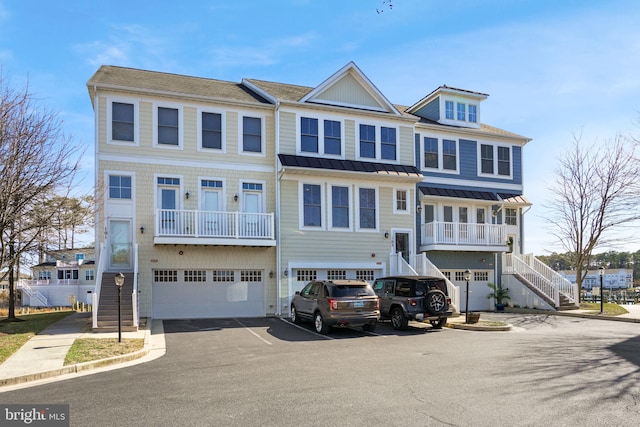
[3,313,640,427]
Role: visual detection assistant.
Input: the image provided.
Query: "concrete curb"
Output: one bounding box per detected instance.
[0,321,154,389]
[448,322,513,331]
[504,308,640,323]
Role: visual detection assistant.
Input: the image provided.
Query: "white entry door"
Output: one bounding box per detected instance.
[109,220,132,270]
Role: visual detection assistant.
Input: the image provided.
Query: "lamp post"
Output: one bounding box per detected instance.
[464,268,472,324]
[599,266,605,314]
[115,272,125,343]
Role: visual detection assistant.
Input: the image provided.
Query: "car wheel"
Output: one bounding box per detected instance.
[291,305,301,324]
[430,318,447,329]
[425,290,448,316]
[314,311,330,334]
[363,322,377,332]
[391,307,408,330]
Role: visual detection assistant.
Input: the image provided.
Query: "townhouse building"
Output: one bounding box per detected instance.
[87,61,577,327]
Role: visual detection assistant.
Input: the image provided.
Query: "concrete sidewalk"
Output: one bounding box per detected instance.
[0,312,165,390]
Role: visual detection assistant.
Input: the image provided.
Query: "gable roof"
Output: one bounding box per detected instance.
[87,65,272,107]
[406,84,489,115]
[246,62,401,115]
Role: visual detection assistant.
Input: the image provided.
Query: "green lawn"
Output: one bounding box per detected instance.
[0,311,74,364]
[579,302,629,316]
[65,338,144,365]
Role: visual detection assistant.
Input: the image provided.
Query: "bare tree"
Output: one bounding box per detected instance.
[0,75,80,321]
[546,135,640,294]
[43,194,94,251]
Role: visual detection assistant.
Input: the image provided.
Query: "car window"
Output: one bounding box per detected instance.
[372,280,385,293]
[309,283,321,297]
[330,285,375,297]
[416,283,427,296]
[418,279,447,294]
[300,282,313,296]
[396,280,412,297]
[384,280,395,295]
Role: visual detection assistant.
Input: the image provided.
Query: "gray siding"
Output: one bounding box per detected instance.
[413,96,440,121]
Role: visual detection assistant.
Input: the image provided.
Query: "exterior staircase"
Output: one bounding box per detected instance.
[503,253,579,310]
[95,272,137,331]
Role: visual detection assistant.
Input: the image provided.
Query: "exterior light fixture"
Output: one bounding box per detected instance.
[140,225,144,234]
[464,268,472,324]
[114,272,125,343]
[185,191,190,199]
[416,204,422,214]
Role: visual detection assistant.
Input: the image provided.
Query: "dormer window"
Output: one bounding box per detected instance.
[469,105,477,123]
[457,103,466,121]
[445,101,454,120]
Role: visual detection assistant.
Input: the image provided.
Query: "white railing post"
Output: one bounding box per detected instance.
[93,242,107,329]
[132,243,139,327]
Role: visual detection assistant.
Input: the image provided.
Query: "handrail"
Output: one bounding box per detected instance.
[19,281,48,306]
[92,243,107,329]
[503,253,580,307]
[411,253,460,314]
[155,209,275,239]
[132,243,139,327]
[389,252,418,276]
[421,221,507,247]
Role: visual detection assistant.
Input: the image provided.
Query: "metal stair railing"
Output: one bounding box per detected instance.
[92,243,107,329]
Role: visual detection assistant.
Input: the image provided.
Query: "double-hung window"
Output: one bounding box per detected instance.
[201,112,222,149]
[109,175,132,199]
[358,188,376,230]
[505,208,517,225]
[395,189,408,213]
[445,100,454,120]
[301,117,319,153]
[457,103,466,121]
[158,107,179,146]
[424,137,438,168]
[303,184,322,227]
[324,120,341,155]
[498,146,511,176]
[442,139,457,170]
[242,116,262,153]
[381,127,396,160]
[359,124,376,159]
[468,105,477,123]
[331,186,350,229]
[481,144,494,174]
[112,102,134,142]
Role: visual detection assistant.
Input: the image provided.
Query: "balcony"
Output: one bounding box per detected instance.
[154,209,276,247]
[420,221,508,252]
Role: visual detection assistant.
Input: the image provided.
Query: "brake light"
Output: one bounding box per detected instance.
[409,299,417,307]
[327,298,338,310]
[447,297,451,304]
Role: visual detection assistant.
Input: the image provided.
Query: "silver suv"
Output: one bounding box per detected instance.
[372,276,452,330]
[291,280,380,334]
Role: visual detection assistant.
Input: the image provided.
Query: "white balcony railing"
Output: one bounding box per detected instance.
[421,221,507,247]
[155,209,275,240]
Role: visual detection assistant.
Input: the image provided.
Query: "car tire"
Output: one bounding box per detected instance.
[391,307,408,330]
[314,311,330,334]
[430,318,447,329]
[425,290,448,316]
[362,322,377,332]
[291,305,301,324]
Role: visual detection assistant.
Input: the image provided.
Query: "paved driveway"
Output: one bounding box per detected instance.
[2,314,640,427]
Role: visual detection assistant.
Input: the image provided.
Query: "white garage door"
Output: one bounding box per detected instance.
[152,269,265,319]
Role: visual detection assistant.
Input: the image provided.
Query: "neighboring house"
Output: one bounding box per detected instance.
[21,248,96,306]
[87,61,576,326]
[560,269,633,290]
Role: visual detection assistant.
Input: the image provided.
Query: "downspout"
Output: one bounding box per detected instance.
[274,100,281,316]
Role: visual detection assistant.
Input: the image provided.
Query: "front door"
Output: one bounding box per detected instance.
[109,220,132,270]
[393,230,411,263]
[158,186,178,234]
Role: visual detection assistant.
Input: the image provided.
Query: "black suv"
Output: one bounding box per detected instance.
[291,280,379,334]
[372,276,452,330]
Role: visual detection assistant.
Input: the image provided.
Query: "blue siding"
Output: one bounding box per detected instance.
[512,145,522,185]
[425,251,496,271]
[412,97,440,121]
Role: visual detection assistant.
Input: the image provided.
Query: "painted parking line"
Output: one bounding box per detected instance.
[278,317,335,340]
[234,318,273,345]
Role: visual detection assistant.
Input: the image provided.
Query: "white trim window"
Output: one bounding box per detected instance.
[457,103,466,121]
[479,143,512,177]
[422,137,458,173]
[505,207,517,226]
[108,175,132,200]
[153,103,183,149]
[198,109,225,152]
[241,115,264,155]
[445,100,454,120]
[468,105,478,123]
[107,98,139,145]
[357,187,378,231]
[329,185,351,230]
[357,123,399,162]
[85,270,95,281]
[394,189,409,214]
[301,183,324,229]
[299,116,343,157]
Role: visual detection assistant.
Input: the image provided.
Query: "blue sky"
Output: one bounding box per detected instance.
[1,0,639,255]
